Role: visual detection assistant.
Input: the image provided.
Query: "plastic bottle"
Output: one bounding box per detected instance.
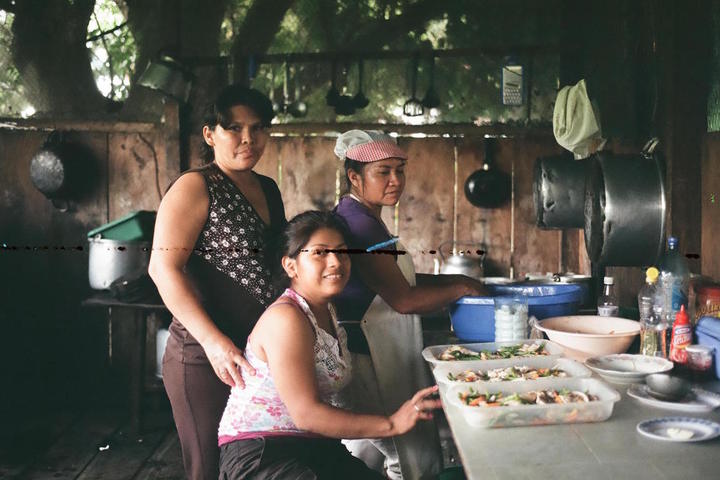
[597,276,619,317]
[638,267,667,357]
[669,305,692,364]
[659,236,690,325]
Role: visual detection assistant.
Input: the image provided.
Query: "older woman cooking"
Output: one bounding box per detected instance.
[148,85,285,480]
[332,130,487,479]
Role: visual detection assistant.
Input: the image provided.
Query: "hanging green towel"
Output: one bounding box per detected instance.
[553,79,606,159]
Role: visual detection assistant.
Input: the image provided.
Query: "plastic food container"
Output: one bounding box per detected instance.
[695,316,720,379]
[450,284,583,342]
[421,339,564,370]
[446,377,621,428]
[432,357,592,387]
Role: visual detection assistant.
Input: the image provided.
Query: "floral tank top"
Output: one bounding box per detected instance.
[218,288,352,445]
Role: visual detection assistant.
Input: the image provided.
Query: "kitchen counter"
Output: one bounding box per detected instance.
[441,377,720,479]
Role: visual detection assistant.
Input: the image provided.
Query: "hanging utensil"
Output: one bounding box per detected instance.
[353,59,370,109]
[463,137,511,208]
[281,60,290,115]
[334,62,356,116]
[326,60,340,107]
[421,55,440,109]
[285,62,308,118]
[268,65,282,115]
[403,55,424,117]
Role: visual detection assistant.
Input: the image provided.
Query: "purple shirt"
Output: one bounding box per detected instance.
[333,197,396,352]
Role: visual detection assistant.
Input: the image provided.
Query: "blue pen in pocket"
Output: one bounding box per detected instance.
[366,237,399,252]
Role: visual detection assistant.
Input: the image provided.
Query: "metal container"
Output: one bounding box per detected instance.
[584,151,666,266]
[88,236,151,289]
[533,154,590,229]
[436,241,484,279]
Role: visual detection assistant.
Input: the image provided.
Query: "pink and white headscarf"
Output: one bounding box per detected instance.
[334,130,407,162]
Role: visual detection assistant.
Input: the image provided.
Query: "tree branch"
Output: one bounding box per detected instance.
[345,0,449,51]
[86,21,129,42]
[230,0,296,57]
[0,0,16,13]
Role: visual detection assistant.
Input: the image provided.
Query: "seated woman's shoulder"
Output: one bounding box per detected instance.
[255,300,313,339]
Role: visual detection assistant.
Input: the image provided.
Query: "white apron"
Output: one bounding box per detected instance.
[359,242,442,479]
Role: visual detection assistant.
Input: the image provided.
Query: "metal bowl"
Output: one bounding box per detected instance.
[645,374,692,401]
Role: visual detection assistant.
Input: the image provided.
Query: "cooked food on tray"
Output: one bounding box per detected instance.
[447,365,568,383]
[459,387,598,407]
[438,342,548,361]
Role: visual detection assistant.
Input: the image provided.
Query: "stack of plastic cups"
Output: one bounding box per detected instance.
[494,296,529,341]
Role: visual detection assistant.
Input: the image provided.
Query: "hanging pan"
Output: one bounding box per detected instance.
[464,137,511,208]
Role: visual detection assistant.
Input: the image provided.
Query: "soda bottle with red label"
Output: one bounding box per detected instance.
[669,305,692,364]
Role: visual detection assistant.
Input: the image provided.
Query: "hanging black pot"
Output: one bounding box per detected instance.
[29,131,96,210]
[463,137,511,208]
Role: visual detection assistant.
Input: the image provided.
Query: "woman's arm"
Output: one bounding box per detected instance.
[148,173,254,387]
[354,254,487,315]
[252,305,439,438]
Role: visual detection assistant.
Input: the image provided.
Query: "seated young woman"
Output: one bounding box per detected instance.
[217,210,441,479]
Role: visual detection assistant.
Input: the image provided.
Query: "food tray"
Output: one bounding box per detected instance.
[445,377,620,428]
[432,357,591,387]
[422,339,564,370]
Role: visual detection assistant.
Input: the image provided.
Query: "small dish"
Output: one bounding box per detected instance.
[636,417,720,442]
[645,373,692,401]
[584,354,673,384]
[627,384,720,413]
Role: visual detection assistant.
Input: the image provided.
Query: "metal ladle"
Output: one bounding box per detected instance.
[421,55,440,109]
[353,60,370,109]
[403,55,424,117]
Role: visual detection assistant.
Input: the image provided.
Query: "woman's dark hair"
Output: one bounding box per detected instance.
[343,157,367,191]
[272,210,350,291]
[201,84,274,163]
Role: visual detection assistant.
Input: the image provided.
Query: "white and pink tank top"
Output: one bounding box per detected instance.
[218,288,352,445]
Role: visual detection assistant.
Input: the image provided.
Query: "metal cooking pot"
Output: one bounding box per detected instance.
[533,154,590,229]
[584,148,666,266]
[88,236,151,290]
[436,241,484,279]
[523,273,596,310]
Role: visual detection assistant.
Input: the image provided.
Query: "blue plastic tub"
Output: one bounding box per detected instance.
[449,284,584,342]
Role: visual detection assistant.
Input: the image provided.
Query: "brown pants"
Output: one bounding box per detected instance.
[219,437,386,480]
[163,354,230,480]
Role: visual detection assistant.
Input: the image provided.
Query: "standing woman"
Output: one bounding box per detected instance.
[332,130,487,479]
[148,85,286,480]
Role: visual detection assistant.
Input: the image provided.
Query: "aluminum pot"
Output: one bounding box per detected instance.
[533,154,590,229]
[88,236,151,289]
[584,150,666,266]
[436,241,484,279]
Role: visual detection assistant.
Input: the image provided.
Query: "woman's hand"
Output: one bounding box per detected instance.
[202,332,256,388]
[458,275,489,297]
[389,385,442,436]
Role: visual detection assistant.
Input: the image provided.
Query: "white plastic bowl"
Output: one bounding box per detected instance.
[531,315,641,361]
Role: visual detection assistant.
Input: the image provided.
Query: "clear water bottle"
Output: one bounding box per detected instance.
[659,236,690,325]
[638,267,668,357]
[597,276,619,317]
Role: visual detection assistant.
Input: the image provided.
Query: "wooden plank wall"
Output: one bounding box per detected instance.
[0,124,176,423]
[259,134,568,278]
[702,133,720,280]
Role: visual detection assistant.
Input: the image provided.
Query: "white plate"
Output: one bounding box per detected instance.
[422,340,564,369]
[584,354,673,384]
[636,417,720,442]
[627,384,720,413]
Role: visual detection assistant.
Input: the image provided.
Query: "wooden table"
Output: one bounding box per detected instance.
[82,292,168,432]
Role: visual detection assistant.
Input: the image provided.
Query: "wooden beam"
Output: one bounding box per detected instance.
[0,118,157,133]
[268,122,554,138]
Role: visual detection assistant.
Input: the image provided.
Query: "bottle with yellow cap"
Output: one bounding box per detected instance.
[638,267,668,357]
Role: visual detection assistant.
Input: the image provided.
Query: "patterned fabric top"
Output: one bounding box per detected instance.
[195,163,277,307]
[218,288,352,445]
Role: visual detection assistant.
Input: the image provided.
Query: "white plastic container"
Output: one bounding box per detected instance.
[421,339,564,370]
[446,377,620,428]
[432,357,592,387]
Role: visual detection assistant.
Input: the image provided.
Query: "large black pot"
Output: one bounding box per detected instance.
[584,150,666,266]
[29,132,95,209]
[533,154,590,229]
